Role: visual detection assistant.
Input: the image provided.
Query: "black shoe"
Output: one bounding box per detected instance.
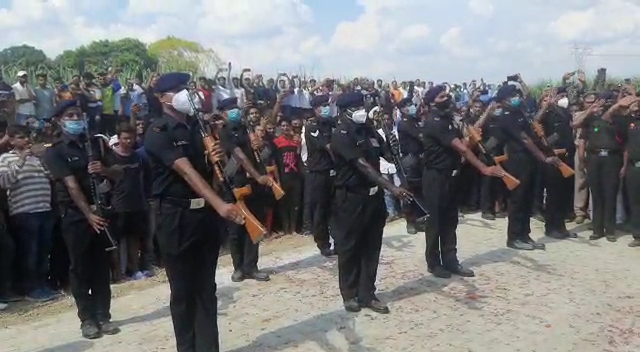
[320,247,335,257]
[98,320,120,335]
[231,270,245,282]
[406,222,417,235]
[589,232,605,240]
[343,298,361,313]
[245,270,270,281]
[446,264,475,277]
[360,299,390,314]
[0,292,22,303]
[507,240,535,250]
[606,234,617,242]
[561,231,578,239]
[81,320,102,339]
[481,212,496,220]
[628,239,640,247]
[428,266,452,279]
[496,212,507,219]
[545,231,568,240]
[524,237,546,250]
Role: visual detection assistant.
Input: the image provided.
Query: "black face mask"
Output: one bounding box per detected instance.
[434,97,452,111]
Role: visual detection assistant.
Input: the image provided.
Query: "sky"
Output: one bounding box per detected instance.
[0,0,639,83]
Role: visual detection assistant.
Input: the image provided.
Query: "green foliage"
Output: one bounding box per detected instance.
[0,45,50,69]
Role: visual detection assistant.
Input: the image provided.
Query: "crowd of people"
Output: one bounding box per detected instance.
[0,63,638,351]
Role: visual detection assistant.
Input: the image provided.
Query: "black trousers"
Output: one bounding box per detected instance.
[155,201,221,352]
[305,171,333,249]
[227,194,264,273]
[278,174,302,233]
[543,158,574,233]
[422,168,460,269]
[626,164,640,239]
[61,207,112,323]
[504,153,537,242]
[456,163,481,210]
[587,153,623,236]
[0,213,15,296]
[480,175,505,215]
[330,188,386,303]
[401,162,426,223]
[48,215,70,291]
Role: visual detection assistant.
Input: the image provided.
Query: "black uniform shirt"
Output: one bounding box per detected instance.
[540,107,575,153]
[111,152,147,212]
[626,116,640,161]
[497,109,532,154]
[218,120,258,188]
[397,117,423,156]
[305,119,334,172]
[143,113,212,199]
[44,134,115,207]
[330,120,384,188]
[580,114,626,151]
[421,111,462,170]
[481,115,505,155]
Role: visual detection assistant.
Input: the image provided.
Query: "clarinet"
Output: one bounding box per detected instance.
[82,114,117,251]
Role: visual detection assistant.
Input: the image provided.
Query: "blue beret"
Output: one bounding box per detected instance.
[310,94,330,108]
[218,97,238,111]
[154,72,191,94]
[396,97,413,108]
[423,85,446,105]
[496,84,519,101]
[336,92,364,109]
[49,99,81,119]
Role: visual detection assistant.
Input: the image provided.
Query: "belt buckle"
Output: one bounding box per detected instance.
[368,186,379,196]
[452,170,459,176]
[189,198,205,209]
[598,150,609,157]
[635,161,640,168]
[329,170,336,176]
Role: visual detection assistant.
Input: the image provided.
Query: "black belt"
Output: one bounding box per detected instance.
[158,197,207,210]
[336,185,380,196]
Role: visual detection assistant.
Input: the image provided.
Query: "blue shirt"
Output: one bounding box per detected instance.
[122,89,143,116]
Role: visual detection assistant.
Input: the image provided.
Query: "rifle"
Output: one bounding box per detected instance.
[81,114,117,251]
[245,123,285,200]
[465,126,520,190]
[530,121,574,178]
[188,98,267,243]
[372,108,429,224]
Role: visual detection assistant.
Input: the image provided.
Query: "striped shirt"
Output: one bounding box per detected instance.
[0,151,52,215]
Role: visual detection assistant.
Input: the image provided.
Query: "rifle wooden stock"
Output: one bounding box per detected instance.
[232,186,267,244]
[248,130,285,201]
[466,126,520,190]
[201,127,267,244]
[530,122,575,178]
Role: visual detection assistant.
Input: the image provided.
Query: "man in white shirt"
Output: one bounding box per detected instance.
[12,71,36,125]
[372,107,400,220]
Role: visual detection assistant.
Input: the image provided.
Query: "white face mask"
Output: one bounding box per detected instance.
[171,89,201,115]
[350,109,368,124]
[557,97,569,109]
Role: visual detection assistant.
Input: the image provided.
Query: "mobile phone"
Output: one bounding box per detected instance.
[507,75,518,82]
[624,78,632,84]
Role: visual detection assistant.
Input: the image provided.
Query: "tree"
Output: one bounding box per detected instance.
[0,45,49,68]
[148,36,223,76]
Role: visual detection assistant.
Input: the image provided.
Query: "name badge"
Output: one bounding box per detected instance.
[452,170,459,177]
[189,198,205,209]
[370,138,379,147]
[598,150,609,157]
[368,186,379,196]
[329,170,336,176]
[634,161,640,168]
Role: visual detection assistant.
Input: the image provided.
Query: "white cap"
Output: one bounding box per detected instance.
[109,135,119,148]
[16,70,27,77]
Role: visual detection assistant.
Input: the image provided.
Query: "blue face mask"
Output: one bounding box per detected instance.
[406,105,417,116]
[508,97,521,108]
[227,108,241,122]
[319,106,331,118]
[493,108,503,116]
[62,120,86,135]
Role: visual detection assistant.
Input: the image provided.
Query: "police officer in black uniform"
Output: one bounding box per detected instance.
[44,100,123,339]
[623,96,640,248]
[421,86,502,278]
[533,87,578,239]
[217,97,274,282]
[143,73,245,352]
[330,92,411,314]
[496,84,558,250]
[584,93,636,241]
[396,96,426,234]
[305,94,336,256]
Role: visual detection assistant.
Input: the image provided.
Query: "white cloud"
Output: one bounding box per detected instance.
[0,0,639,83]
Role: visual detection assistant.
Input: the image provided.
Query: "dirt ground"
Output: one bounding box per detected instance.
[1,215,640,352]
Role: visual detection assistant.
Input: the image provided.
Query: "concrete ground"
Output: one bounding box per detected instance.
[1,214,639,352]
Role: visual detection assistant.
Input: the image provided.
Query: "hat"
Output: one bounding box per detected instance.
[16,71,27,77]
[310,94,330,108]
[495,84,519,101]
[423,85,446,105]
[109,135,119,148]
[218,97,239,111]
[335,92,365,110]
[49,99,82,120]
[396,97,413,108]
[154,72,191,94]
